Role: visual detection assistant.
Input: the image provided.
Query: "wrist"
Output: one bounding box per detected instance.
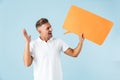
[25,42,30,45]
[79,39,84,44]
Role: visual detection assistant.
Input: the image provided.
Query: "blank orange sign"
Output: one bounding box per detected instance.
[63,5,113,45]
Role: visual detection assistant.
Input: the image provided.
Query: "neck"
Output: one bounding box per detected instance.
[40,36,49,42]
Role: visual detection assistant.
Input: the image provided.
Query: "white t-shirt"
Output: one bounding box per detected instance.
[30,37,69,80]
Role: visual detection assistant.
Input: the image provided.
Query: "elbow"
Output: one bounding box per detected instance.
[24,62,31,67]
[23,57,33,67]
[72,55,78,58]
[72,53,78,58]
[71,50,79,58]
[24,60,32,67]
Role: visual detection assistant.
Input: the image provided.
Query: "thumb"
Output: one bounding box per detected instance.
[29,35,31,39]
[81,33,85,39]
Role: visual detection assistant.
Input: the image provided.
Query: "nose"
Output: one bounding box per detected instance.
[49,27,52,31]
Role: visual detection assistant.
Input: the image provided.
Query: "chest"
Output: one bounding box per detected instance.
[33,41,61,58]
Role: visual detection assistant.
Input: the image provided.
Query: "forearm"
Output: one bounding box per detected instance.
[64,33,84,57]
[72,40,84,57]
[24,43,33,67]
[65,40,84,57]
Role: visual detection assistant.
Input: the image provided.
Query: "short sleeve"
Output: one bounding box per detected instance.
[30,42,35,58]
[58,39,69,52]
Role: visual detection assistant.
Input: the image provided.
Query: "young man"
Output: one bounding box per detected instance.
[22,18,84,80]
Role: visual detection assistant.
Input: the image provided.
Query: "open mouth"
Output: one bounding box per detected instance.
[48,32,52,35]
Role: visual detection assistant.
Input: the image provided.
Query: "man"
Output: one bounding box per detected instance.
[22,18,84,80]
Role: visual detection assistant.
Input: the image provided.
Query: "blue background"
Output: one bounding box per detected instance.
[0,0,120,80]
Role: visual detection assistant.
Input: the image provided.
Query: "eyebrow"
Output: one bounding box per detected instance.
[48,26,51,28]
[46,26,51,29]
[49,25,51,28]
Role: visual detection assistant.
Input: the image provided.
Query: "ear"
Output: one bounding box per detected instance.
[37,27,41,33]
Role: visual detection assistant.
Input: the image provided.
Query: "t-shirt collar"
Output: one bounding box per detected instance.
[38,37,53,42]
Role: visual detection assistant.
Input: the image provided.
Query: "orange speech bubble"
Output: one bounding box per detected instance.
[63,5,113,45]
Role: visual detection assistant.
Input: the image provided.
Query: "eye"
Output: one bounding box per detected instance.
[46,26,51,30]
[47,27,49,30]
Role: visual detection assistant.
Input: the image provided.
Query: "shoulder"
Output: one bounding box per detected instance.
[52,38,66,44]
[30,38,39,46]
[52,38,63,42]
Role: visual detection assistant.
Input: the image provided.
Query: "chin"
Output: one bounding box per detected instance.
[50,35,52,38]
[48,35,52,39]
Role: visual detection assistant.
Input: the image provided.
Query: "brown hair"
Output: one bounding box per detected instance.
[36,18,48,28]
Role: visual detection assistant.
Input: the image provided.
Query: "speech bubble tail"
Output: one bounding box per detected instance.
[64,31,71,34]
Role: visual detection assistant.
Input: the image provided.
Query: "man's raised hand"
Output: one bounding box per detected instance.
[79,33,85,42]
[22,29,31,44]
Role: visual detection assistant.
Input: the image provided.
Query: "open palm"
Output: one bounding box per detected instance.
[22,29,31,43]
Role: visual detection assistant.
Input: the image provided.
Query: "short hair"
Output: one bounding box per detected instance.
[36,18,48,28]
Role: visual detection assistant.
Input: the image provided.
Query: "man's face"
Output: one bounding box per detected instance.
[37,22,53,39]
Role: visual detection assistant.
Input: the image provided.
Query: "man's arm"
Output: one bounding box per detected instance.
[64,33,84,57]
[22,29,33,67]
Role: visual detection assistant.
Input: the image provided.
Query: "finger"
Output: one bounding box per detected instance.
[82,33,84,39]
[29,35,31,39]
[22,29,28,37]
[22,29,26,35]
[80,33,83,37]
[80,33,85,41]
[23,29,27,35]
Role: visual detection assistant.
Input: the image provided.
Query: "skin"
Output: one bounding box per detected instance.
[22,22,84,67]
